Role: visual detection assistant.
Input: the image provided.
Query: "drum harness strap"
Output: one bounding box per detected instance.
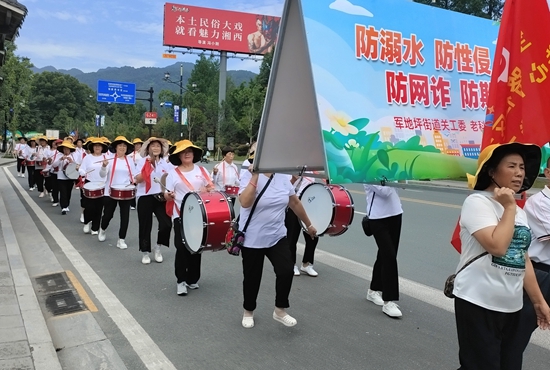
[108,156,133,189]
[171,166,214,217]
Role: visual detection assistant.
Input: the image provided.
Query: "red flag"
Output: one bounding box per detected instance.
[141,159,154,193]
[483,0,550,147]
[451,0,550,253]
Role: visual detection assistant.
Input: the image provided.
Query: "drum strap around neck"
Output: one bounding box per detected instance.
[240,174,274,233]
[171,166,214,216]
[221,161,240,185]
[108,156,133,189]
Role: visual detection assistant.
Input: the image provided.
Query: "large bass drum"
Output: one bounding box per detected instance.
[299,183,354,237]
[180,191,235,254]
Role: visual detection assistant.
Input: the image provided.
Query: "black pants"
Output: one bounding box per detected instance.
[34,169,44,192]
[285,208,318,265]
[455,297,521,370]
[26,166,35,188]
[101,196,131,239]
[49,174,59,203]
[369,214,402,301]
[58,179,74,209]
[241,237,294,312]
[506,265,550,369]
[83,188,104,232]
[130,197,136,208]
[17,158,26,174]
[137,195,172,252]
[173,218,201,284]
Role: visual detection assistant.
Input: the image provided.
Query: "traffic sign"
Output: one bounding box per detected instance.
[145,118,157,125]
[97,80,136,104]
[162,102,173,108]
[145,112,158,119]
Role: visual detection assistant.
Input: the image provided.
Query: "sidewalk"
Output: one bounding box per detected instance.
[0,163,127,369]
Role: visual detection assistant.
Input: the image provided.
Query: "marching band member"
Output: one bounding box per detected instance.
[129,138,143,210]
[134,137,172,264]
[15,137,27,177]
[52,140,78,215]
[74,138,87,163]
[23,138,37,191]
[164,140,214,296]
[34,136,49,198]
[46,139,62,206]
[74,138,87,222]
[285,173,320,276]
[212,146,240,204]
[79,137,108,236]
[237,165,317,329]
[98,136,136,249]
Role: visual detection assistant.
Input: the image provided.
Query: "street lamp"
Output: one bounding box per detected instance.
[163,64,197,139]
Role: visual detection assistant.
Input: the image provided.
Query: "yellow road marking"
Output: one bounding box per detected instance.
[65,270,99,312]
[347,189,462,209]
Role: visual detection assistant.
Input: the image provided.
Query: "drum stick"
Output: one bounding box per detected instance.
[93,157,116,164]
[153,177,171,192]
[85,169,95,174]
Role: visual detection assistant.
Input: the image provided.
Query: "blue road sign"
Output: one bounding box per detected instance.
[174,105,180,123]
[97,80,136,104]
[163,102,173,108]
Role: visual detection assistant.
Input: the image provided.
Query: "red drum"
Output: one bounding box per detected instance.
[110,184,136,200]
[180,191,235,254]
[26,160,35,166]
[299,183,354,236]
[224,185,239,197]
[63,163,80,180]
[83,182,105,199]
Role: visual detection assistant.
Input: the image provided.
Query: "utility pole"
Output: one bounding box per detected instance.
[137,87,154,137]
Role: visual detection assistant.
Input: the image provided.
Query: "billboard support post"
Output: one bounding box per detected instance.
[218,51,227,155]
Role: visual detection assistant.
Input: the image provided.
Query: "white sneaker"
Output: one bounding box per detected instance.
[366,290,384,306]
[39,192,45,198]
[49,194,54,202]
[98,229,106,242]
[51,203,59,207]
[382,301,403,318]
[130,206,136,210]
[117,239,128,250]
[66,207,70,212]
[17,173,21,177]
[61,208,68,215]
[91,230,99,236]
[142,253,151,264]
[29,186,34,191]
[300,264,318,277]
[186,283,199,290]
[83,222,91,234]
[153,245,163,263]
[21,174,25,178]
[293,265,300,276]
[177,282,188,296]
[80,213,85,223]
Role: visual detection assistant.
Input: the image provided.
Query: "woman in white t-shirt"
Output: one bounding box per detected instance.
[455,143,550,369]
[15,137,28,177]
[51,140,78,215]
[164,140,214,297]
[98,136,137,249]
[79,137,109,236]
[212,146,240,204]
[134,137,172,265]
[238,166,317,329]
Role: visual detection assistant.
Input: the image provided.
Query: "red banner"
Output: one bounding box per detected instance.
[482,0,550,148]
[163,3,281,55]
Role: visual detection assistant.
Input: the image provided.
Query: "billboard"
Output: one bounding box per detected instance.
[163,3,281,55]
[255,0,500,183]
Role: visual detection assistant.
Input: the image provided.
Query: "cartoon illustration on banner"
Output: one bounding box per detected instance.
[299,0,499,183]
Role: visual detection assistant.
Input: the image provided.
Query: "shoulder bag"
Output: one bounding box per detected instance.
[444,251,488,298]
[225,174,274,256]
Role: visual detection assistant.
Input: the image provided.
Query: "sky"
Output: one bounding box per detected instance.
[15,0,285,73]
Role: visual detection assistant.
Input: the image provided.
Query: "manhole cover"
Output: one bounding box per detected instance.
[45,290,84,316]
[35,273,69,294]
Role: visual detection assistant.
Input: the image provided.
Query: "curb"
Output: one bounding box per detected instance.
[0,178,63,370]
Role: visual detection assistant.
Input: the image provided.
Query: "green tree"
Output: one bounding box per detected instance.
[414,0,504,20]
[0,42,34,137]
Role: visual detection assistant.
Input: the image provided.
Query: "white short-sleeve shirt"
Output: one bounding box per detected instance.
[238,173,295,249]
[454,194,531,312]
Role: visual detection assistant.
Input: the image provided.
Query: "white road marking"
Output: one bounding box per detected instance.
[4,168,177,370]
[297,243,550,350]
